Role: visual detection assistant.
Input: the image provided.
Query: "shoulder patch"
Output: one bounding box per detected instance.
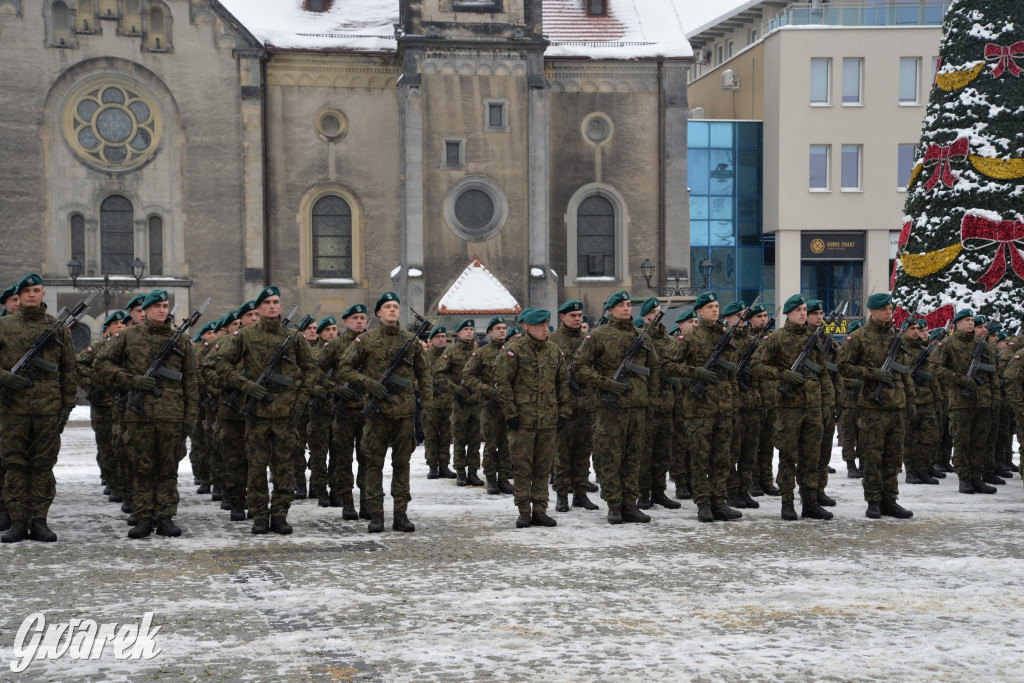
[507,350,516,358]
[86,346,92,352]
[585,335,591,340]
[233,330,240,336]
[471,352,476,357]
[214,344,220,350]
[845,336,852,341]
[202,342,210,348]
[937,342,942,347]
[354,337,361,344]
[441,354,448,360]
[113,333,120,338]
[1015,355,1020,360]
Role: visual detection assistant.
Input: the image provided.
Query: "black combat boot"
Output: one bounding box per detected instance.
[230,506,246,522]
[294,477,308,500]
[827,465,836,474]
[780,502,798,521]
[532,509,557,527]
[0,509,11,532]
[572,493,599,510]
[392,511,415,532]
[497,478,514,494]
[801,501,833,520]
[516,510,532,528]
[2,516,29,542]
[466,469,485,487]
[996,465,1014,479]
[637,492,653,510]
[972,477,997,494]
[651,490,682,509]
[456,467,468,486]
[587,479,599,493]
[607,505,624,525]
[675,481,692,500]
[943,460,955,472]
[739,491,760,509]
[486,476,500,495]
[697,506,715,523]
[427,464,439,480]
[341,495,358,521]
[711,503,741,521]
[438,464,457,479]
[367,512,385,533]
[880,501,913,518]
[918,470,939,485]
[104,484,110,495]
[817,491,836,507]
[359,498,373,519]
[127,517,154,539]
[108,488,124,503]
[847,462,863,479]
[865,501,882,519]
[126,513,139,526]
[958,478,975,494]
[726,493,747,509]
[211,486,223,502]
[319,490,332,508]
[328,490,342,508]
[156,517,182,537]
[762,483,781,496]
[983,472,1005,485]
[927,464,947,479]
[270,516,293,535]
[555,494,570,512]
[28,518,57,542]
[220,500,231,511]
[121,501,133,514]
[620,505,651,523]
[749,483,764,497]
[905,470,923,484]
[251,518,269,534]
[196,483,211,495]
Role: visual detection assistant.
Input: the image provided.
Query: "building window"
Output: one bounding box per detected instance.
[442,138,464,169]
[484,100,508,132]
[147,5,168,51]
[52,1,72,46]
[70,214,86,265]
[841,145,861,190]
[311,195,353,278]
[749,28,757,45]
[801,261,864,320]
[77,0,93,32]
[899,57,919,104]
[809,145,830,190]
[586,0,606,16]
[897,144,917,190]
[842,58,862,104]
[306,0,334,11]
[726,39,734,59]
[577,196,615,277]
[315,110,348,142]
[123,0,141,33]
[148,215,163,276]
[810,58,830,104]
[100,195,134,274]
[717,44,724,66]
[444,177,508,241]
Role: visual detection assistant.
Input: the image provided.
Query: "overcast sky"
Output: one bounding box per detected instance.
[672,0,749,34]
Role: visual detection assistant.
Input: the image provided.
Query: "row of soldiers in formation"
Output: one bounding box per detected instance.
[0,273,1021,540]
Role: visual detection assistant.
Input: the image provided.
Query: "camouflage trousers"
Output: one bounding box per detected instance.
[857,408,904,503]
[112,412,133,502]
[1012,401,1024,466]
[639,407,672,495]
[1,414,61,520]
[508,426,556,513]
[330,411,366,495]
[554,409,595,496]
[205,411,221,490]
[903,402,938,474]
[292,407,309,482]
[669,402,689,487]
[936,399,952,467]
[219,418,248,508]
[996,402,1014,464]
[685,413,732,507]
[189,410,209,485]
[729,407,760,496]
[818,403,835,492]
[451,404,482,471]
[593,406,645,508]
[361,415,415,514]
[245,418,296,520]
[948,407,989,481]
[125,421,184,518]
[91,406,116,489]
[755,403,777,488]
[480,403,511,479]
[0,446,5,515]
[307,410,333,495]
[421,401,452,467]
[839,402,859,465]
[981,404,999,474]
[774,406,823,504]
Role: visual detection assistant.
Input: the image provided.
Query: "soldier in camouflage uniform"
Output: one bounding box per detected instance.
[0,285,17,531]
[191,320,221,496]
[723,300,763,511]
[463,317,513,495]
[806,300,838,508]
[837,293,914,519]
[213,286,316,534]
[1002,334,1024,468]
[752,294,832,521]
[0,284,19,317]
[550,300,599,512]
[902,319,942,485]
[669,308,698,499]
[969,316,1005,484]
[96,289,199,539]
[992,329,1015,473]
[290,318,318,500]
[494,308,570,528]
[421,326,456,480]
[0,275,77,543]
[575,291,657,525]
[337,292,431,533]
[437,319,485,486]
[838,319,864,479]
[307,316,339,507]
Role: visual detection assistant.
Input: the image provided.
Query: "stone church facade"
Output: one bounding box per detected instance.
[0,0,691,341]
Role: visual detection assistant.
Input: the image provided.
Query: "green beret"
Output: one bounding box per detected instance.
[141,289,169,309]
[0,284,17,304]
[125,294,146,310]
[986,321,1001,335]
[297,317,315,331]
[103,310,129,329]
[667,326,679,335]
[558,300,584,314]
[998,330,1009,341]
[200,321,219,335]
[582,314,590,324]
[342,303,367,319]
[953,308,974,323]
[428,326,447,340]
[517,307,535,323]
[914,318,928,329]
[865,292,893,310]
[604,290,630,311]
[847,319,864,333]
[634,316,645,328]
[486,316,506,332]
[236,300,258,317]
[255,285,281,307]
[782,294,806,314]
[506,325,523,337]
[639,297,661,317]
[806,299,824,314]
[928,327,944,340]
[454,319,476,333]
[374,291,399,314]
[721,300,745,317]
[973,314,988,326]
[316,316,337,335]
[749,303,766,315]
[220,310,238,327]
[675,308,698,323]
[14,273,43,294]
[522,308,550,325]
[693,292,718,310]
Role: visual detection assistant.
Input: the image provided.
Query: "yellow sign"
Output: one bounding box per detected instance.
[825,319,850,335]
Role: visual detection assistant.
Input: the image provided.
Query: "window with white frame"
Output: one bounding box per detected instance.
[717,43,724,66]
[810,58,830,104]
[897,144,917,190]
[809,145,830,190]
[842,58,862,104]
[749,28,757,45]
[841,145,861,190]
[899,58,920,104]
[726,39,734,59]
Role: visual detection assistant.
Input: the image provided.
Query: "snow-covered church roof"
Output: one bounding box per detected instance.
[438,258,521,316]
[215,0,691,59]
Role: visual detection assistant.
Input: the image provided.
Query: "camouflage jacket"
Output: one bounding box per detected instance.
[549,324,598,413]
[736,324,768,409]
[337,322,430,419]
[201,336,244,422]
[751,319,824,409]
[1001,346,1023,407]
[904,337,938,405]
[77,337,112,409]
[211,317,316,420]
[422,344,451,410]
[647,322,676,412]
[574,316,659,411]
[95,319,199,424]
[494,332,570,429]
[663,317,736,416]
[836,318,913,411]
[463,340,504,412]
[933,329,996,409]
[318,328,362,412]
[436,337,482,405]
[812,326,836,407]
[0,303,78,415]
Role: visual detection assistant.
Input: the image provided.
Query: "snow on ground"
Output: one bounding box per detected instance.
[2,425,1024,681]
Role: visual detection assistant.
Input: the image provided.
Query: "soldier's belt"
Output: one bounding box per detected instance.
[627,363,650,377]
[890,363,909,375]
[30,357,59,374]
[715,358,736,372]
[268,372,294,387]
[156,367,183,382]
[802,359,821,373]
[387,375,414,390]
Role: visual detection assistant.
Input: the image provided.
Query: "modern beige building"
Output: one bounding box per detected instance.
[686,0,947,314]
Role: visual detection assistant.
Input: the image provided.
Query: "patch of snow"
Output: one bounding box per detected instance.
[530,267,545,278]
[438,258,520,314]
[389,265,402,278]
[407,268,423,278]
[219,0,398,51]
[311,278,356,285]
[575,276,617,282]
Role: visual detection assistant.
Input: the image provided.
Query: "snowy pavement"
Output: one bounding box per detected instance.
[2,423,1024,681]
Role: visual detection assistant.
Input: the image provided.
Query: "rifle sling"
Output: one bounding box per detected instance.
[913,369,934,382]
[661,375,681,387]
[268,372,294,387]
[890,362,909,375]
[715,358,736,372]
[387,375,414,390]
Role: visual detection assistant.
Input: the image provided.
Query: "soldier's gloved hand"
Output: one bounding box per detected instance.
[131,375,157,391]
[311,385,329,400]
[487,388,500,403]
[605,379,630,395]
[506,415,521,432]
[242,381,269,400]
[907,404,917,421]
[56,406,73,434]
[0,372,30,392]
[696,368,719,385]
[453,385,470,401]
[366,381,389,400]
[781,370,806,386]
[556,416,567,432]
[870,369,895,387]
[953,374,975,390]
[336,385,356,402]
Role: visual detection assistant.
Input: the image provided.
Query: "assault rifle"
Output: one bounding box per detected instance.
[736,305,776,391]
[778,301,846,400]
[223,305,301,414]
[691,296,761,401]
[601,309,664,409]
[125,298,210,415]
[0,293,96,406]
[240,305,317,418]
[961,335,993,400]
[909,322,950,387]
[362,308,435,420]
[821,301,850,374]
[867,317,911,406]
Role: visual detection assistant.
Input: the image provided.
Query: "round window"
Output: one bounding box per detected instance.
[582,112,613,145]
[316,109,348,141]
[443,178,507,241]
[62,76,162,172]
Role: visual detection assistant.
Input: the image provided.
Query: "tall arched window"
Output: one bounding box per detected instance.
[312,195,352,278]
[577,195,615,277]
[124,0,141,32]
[52,1,71,45]
[70,214,86,265]
[148,215,163,276]
[100,195,134,274]
[147,6,165,50]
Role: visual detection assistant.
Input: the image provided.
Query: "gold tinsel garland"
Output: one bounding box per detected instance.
[935,62,985,91]
[900,243,964,277]
[907,154,1024,190]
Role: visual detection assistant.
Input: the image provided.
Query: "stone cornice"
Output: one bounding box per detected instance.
[267,53,401,88]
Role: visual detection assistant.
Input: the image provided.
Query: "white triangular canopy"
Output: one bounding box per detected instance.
[438,257,521,315]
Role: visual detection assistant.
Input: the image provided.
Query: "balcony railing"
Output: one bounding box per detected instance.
[763,2,949,36]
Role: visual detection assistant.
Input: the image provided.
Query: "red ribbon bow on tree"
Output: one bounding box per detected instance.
[922,138,969,191]
[960,213,1024,291]
[985,41,1024,78]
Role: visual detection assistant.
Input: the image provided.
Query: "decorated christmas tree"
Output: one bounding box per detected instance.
[893,0,1024,328]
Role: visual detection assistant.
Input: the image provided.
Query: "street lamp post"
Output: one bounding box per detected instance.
[67,258,146,316]
[698,257,714,292]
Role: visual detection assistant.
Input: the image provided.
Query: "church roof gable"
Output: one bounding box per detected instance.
[438,258,521,316]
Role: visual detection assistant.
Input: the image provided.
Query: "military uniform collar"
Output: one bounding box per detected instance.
[867,317,892,332]
[611,316,635,330]
[18,304,47,321]
[561,325,583,338]
[380,323,403,336]
[259,316,282,334]
[955,329,974,342]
